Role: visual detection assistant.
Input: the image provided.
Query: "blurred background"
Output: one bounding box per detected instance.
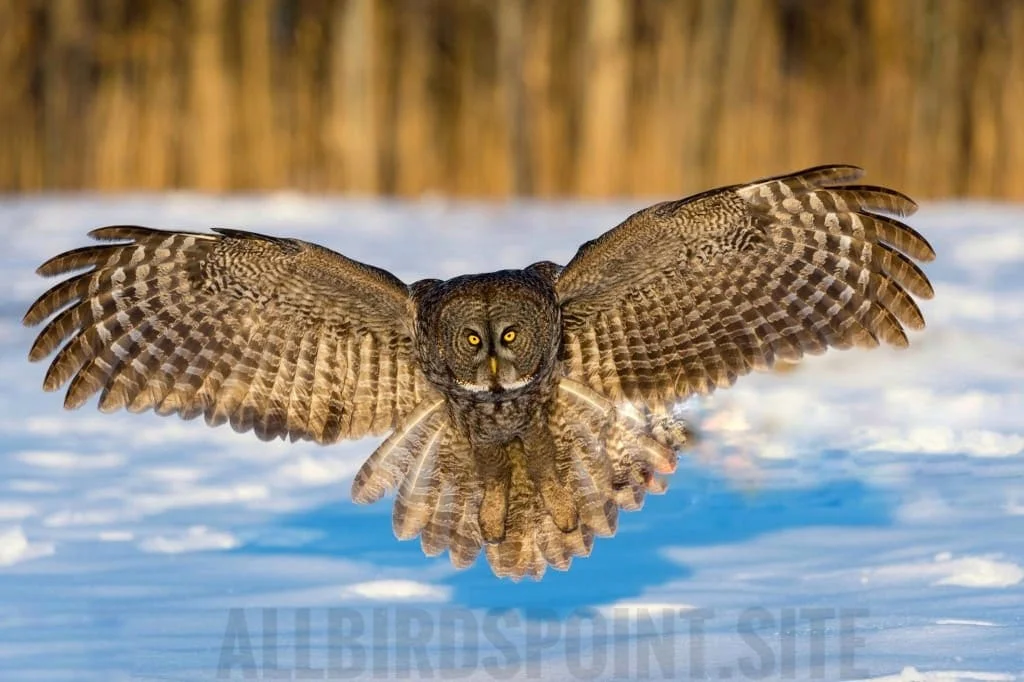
[2,0,1023,200]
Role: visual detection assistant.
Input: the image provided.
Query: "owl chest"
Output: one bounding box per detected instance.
[446,392,549,446]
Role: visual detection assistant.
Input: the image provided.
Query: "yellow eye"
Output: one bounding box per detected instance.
[502,329,516,343]
[467,333,481,347]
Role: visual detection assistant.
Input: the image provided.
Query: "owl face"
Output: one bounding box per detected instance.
[420,272,560,396]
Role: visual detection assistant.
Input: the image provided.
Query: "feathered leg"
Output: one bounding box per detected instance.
[521,424,579,533]
[476,443,511,543]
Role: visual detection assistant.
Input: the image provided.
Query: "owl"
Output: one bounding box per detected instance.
[23,165,935,580]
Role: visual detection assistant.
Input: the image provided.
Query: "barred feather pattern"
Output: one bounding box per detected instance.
[351,379,681,580]
[23,226,425,443]
[557,165,936,403]
[487,380,680,580]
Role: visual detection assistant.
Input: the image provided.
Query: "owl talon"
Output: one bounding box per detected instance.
[553,513,578,534]
[479,477,509,543]
[549,505,578,533]
[542,485,578,533]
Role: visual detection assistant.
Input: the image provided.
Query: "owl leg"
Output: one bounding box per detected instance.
[521,430,579,533]
[476,444,510,543]
[533,463,579,533]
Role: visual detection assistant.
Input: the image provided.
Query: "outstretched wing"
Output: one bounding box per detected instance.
[555,165,936,403]
[23,226,428,443]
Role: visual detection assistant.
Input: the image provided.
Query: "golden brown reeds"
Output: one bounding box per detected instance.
[1,0,1022,199]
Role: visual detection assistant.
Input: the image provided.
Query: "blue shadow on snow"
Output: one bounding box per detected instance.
[243,459,894,612]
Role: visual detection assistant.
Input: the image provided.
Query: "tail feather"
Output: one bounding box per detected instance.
[392,423,445,540]
[442,436,485,568]
[349,380,689,580]
[550,397,618,536]
[535,515,594,570]
[485,538,546,580]
[485,442,550,580]
[420,480,456,557]
[448,485,484,569]
[350,397,445,504]
[562,523,596,560]
[535,515,573,570]
[556,379,679,513]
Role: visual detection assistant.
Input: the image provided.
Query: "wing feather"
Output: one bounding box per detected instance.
[349,333,379,437]
[319,336,354,443]
[558,165,934,403]
[256,330,302,440]
[23,226,421,444]
[285,332,319,441]
[238,326,288,440]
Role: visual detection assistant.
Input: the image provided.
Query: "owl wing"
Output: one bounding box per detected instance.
[555,165,936,403]
[23,226,428,443]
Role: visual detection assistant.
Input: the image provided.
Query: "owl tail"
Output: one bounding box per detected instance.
[350,396,448,532]
[552,379,680,511]
[481,380,683,581]
[350,397,486,568]
[482,435,598,580]
[349,382,685,581]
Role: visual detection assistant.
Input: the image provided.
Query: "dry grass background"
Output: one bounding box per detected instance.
[2,0,1023,198]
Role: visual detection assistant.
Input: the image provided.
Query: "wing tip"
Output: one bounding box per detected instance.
[805,162,866,178]
[350,474,386,505]
[22,307,43,328]
[762,163,866,189]
[87,225,144,242]
[27,343,49,362]
[34,254,83,278]
[62,389,90,410]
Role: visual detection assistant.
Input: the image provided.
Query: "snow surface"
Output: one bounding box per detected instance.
[0,195,1021,681]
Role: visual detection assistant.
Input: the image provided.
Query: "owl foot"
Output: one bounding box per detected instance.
[540,481,578,533]
[479,476,509,543]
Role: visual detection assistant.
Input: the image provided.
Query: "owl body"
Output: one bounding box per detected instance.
[408,268,582,547]
[23,165,936,579]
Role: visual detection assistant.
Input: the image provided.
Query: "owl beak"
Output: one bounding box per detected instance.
[488,355,498,377]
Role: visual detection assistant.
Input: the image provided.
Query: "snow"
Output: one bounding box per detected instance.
[858,668,1018,682]
[1,195,1022,680]
[0,502,36,521]
[137,525,241,554]
[339,579,452,602]
[869,552,1024,589]
[0,526,55,567]
[15,449,127,469]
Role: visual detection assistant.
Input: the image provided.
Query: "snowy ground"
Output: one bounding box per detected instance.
[0,194,1021,681]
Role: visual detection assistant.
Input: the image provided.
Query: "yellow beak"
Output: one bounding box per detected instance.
[489,355,498,376]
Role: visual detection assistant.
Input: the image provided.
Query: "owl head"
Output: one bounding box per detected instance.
[415,271,561,397]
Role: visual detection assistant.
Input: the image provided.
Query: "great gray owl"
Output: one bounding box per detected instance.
[23,165,935,579]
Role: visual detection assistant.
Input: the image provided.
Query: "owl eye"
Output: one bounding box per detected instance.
[467,333,482,347]
[502,329,517,344]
